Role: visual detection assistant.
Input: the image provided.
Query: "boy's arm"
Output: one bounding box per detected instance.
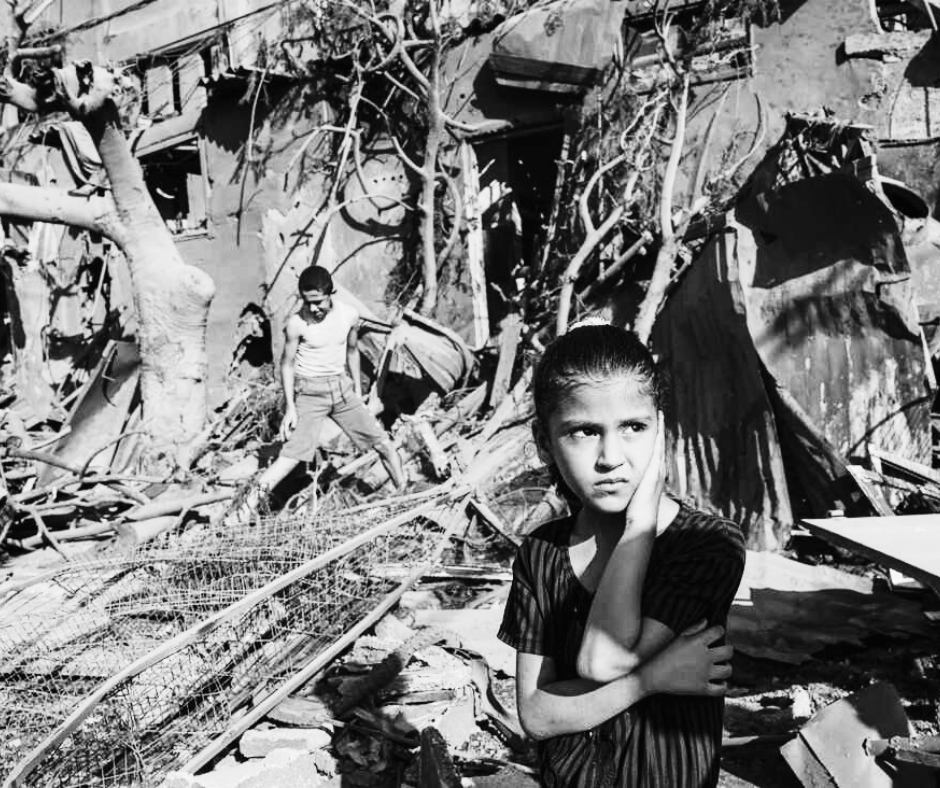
[281,318,301,410]
[278,318,301,440]
[577,413,665,682]
[518,621,730,740]
[346,324,362,397]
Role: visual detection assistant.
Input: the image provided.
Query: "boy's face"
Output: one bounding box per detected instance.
[300,288,332,322]
[534,374,658,517]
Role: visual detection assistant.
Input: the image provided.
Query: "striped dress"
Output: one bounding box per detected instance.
[498,503,746,788]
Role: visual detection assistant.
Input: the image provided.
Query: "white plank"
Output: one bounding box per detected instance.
[802,514,940,593]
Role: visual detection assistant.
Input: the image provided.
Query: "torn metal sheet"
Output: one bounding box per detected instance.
[735,173,932,470]
[39,340,140,485]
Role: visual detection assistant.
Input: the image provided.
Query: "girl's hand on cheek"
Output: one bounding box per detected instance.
[625,410,665,534]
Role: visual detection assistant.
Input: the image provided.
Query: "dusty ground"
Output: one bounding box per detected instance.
[3,517,938,788]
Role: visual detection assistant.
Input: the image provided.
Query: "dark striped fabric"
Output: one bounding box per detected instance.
[498,503,746,788]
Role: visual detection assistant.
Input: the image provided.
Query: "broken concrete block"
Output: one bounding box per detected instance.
[348,635,404,664]
[234,752,337,788]
[435,694,479,749]
[159,760,273,788]
[267,695,332,728]
[790,686,813,722]
[374,613,416,641]
[399,590,442,610]
[413,608,516,677]
[240,726,332,758]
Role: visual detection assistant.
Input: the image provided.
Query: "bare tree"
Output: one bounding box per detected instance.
[283,0,515,316]
[0,5,214,470]
[548,0,773,342]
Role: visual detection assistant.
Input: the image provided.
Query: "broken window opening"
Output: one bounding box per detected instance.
[133,45,211,120]
[140,137,209,238]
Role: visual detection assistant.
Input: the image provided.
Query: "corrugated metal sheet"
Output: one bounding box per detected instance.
[653,173,933,549]
[653,229,792,550]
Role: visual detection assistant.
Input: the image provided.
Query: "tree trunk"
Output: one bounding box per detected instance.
[83,104,215,468]
[417,2,444,315]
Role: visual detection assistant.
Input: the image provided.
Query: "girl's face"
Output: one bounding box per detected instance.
[535,373,658,517]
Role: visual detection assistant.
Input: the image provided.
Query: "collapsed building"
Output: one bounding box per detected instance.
[1,1,940,786]
[0,1,938,535]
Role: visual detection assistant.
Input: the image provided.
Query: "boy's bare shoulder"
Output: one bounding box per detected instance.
[285,312,306,336]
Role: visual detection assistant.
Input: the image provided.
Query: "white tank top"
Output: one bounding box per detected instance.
[293,300,359,378]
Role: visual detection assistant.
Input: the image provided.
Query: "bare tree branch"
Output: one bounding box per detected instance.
[0,182,121,239]
[718,92,765,181]
[579,152,627,235]
[635,73,690,344]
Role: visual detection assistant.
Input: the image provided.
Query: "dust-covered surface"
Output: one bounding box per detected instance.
[147,516,937,788]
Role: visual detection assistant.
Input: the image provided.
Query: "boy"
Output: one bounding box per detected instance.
[251,265,406,503]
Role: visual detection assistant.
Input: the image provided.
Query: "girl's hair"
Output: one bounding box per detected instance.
[533,324,665,424]
[298,265,335,294]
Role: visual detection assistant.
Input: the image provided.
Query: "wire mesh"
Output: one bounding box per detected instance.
[0,492,450,787]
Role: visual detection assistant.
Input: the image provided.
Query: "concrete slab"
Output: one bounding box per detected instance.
[801,514,940,597]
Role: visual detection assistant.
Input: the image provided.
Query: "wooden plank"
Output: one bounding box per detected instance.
[868,446,940,486]
[844,466,894,517]
[801,514,940,596]
[460,141,488,349]
[419,727,462,788]
[488,313,522,409]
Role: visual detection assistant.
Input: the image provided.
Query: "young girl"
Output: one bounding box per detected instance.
[498,324,745,787]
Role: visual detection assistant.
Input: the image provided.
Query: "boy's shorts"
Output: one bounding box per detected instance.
[281,374,388,462]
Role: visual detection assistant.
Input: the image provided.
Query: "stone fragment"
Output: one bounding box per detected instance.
[240,726,332,758]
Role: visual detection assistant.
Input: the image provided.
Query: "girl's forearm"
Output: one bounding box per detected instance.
[577,528,656,681]
[520,672,650,740]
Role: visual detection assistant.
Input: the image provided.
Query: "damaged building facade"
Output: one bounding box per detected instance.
[0,0,938,549]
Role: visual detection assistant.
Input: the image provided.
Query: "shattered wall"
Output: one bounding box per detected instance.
[147,85,411,404]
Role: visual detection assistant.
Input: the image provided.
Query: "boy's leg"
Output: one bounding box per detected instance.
[256,456,302,495]
[237,391,327,518]
[374,438,407,491]
[332,380,407,490]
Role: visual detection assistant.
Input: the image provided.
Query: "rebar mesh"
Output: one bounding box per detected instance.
[0,492,451,787]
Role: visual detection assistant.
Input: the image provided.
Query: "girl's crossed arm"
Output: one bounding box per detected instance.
[517,621,731,740]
